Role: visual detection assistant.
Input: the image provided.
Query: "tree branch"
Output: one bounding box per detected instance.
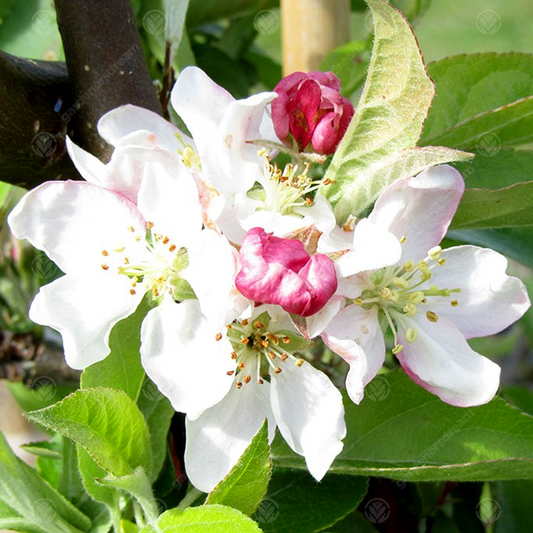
[0,51,79,189]
[55,0,162,161]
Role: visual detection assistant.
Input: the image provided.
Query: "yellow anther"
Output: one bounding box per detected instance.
[410,291,425,304]
[282,336,291,344]
[101,250,109,256]
[403,303,417,317]
[130,289,136,295]
[127,225,135,232]
[392,344,404,355]
[258,378,264,385]
[238,362,245,369]
[254,321,265,329]
[231,351,238,360]
[451,300,459,307]
[379,287,392,299]
[418,261,428,270]
[295,358,305,367]
[281,354,289,362]
[342,215,356,232]
[274,367,282,374]
[269,352,276,359]
[305,197,313,206]
[430,285,439,291]
[147,221,154,230]
[261,339,269,347]
[355,298,363,306]
[426,311,439,323]
[393,277,409,289]
[389,291,400,303]
[405,328,418,343]
[236,382,243,389]
[243,375,252,384]
[428,246,442,260]
[240,338,249,345]
[438,258,446,266]
[215,333,223,342]
[399,235,407,244]
[169,244,176,252]
[403,261,414,272]
[241,319,249,326]
[226,370,235,376]
[101,264,109,270]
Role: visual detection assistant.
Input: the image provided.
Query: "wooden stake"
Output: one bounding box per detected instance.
[281,0,351,75]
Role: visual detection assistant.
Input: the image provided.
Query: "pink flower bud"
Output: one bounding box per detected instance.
[272,71,354,155]
[235,227,337,317]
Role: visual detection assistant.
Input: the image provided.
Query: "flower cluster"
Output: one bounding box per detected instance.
[9,67,530,492]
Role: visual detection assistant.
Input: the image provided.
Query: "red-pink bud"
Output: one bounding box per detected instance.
[272,71,354,155]
[235,227,337,317]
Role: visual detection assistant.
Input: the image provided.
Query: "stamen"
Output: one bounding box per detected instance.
[450,300,459,307]
[399,236,407,244]
[405,328,418,343]
[243,375,252,384]
[227,370,235,376]
[101,250,109,256]
[428,246,442,260]
[426,311,439,323]
[274,367,282,374]
[215,333,223,342]
[392,344,404,354]
[295,358,305,367]
[101,264,109,270]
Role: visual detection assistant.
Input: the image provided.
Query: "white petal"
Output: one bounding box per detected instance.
[426,245,530,338]
[66,137,107,187]
[306,296,344,338]
[396,313,501,407]
[8,181,147,275]
[183,230,243,329]
[368,165,464,262]
[336,219,402,277]
[98,104,192,151]
[270,361,345,481]
[184,381,274,493]
[322,305,385,404]
[29,274,142,370]
[140,299,235,420]
[137,160,202,248]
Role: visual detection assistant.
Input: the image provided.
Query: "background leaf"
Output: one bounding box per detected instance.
[272,370,533,482]
[256,472,368,533]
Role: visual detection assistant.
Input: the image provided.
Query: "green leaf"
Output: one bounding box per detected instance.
[421,97,533,150]
[141,504,263,532]
[452,149,533,189]
[501,386,533,417]
[319,40,369,97]
[446,227,533,267]
[324,146,472,221]
[207,421,271,516]
[81,298,151,401]
[256,472,368,533]
[422,53,533,145]
[272,370,533,482]
[493,480,533,533]
[321,0,435,222]
[77,448,118,506]
[27,387,153,478]
[0,0,64,60]
[0,429,91,533]
[137,377,175,481]
[450,182,533,229]
[97,467,159,524]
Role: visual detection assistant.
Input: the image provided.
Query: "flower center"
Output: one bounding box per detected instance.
[254,152,333,216]
[354,245,461,353]
[100,222,190,300]
[222,313,306,388]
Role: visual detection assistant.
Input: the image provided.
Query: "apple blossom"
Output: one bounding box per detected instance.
[272,71,354,155]
[321,166,531,407]
[236,227,337,316]
[7,160,236,376]
[141,301,346,492]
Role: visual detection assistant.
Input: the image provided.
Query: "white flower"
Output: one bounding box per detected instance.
[141,303,346,492]
[322,165,530,407]
[7,159,235,383]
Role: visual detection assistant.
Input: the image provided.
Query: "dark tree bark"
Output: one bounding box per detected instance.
[55,0,162,161]
[0,51,78,188]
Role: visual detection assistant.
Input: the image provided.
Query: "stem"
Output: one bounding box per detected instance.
[177,487,203,509]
